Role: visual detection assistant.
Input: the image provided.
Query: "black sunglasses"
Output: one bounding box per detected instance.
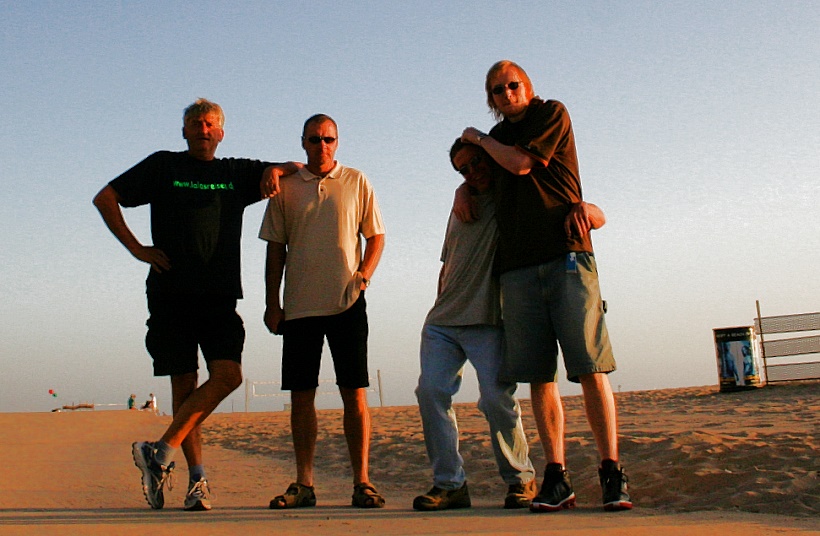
[458,155,483,176]
[305,136,337,144]
[491,81,522,95]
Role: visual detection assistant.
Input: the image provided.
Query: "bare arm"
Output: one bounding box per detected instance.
[462,127,536,175]
[564,201,606,239]
[92,185,170,272]
[263,241,287,334]
[358,234,385,290]
[452,183,481,223]
[260,161,304,198]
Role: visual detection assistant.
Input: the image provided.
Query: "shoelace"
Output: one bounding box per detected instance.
[157,461,175,492]
[187,479,210,499]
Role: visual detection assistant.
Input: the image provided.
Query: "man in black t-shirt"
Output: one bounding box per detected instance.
[94,99,297,511]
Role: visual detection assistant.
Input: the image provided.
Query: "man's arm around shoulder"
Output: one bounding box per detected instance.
[564,201,606,239]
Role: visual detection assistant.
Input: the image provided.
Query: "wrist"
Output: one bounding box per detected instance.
[476,132,487,145]
[359,271,371,287]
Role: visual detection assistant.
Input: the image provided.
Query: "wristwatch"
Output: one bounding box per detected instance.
[362,277,370,287]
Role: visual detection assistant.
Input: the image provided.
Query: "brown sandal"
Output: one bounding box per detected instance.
[269,482,316,509]
[352,482,385,508]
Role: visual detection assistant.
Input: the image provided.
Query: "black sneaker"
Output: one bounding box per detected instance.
[413,483,471,511]
[530,463,575,513]
[599,460,633,511]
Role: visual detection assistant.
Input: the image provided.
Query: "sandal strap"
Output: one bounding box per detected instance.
[286,482,314,494]
[355,482,378,494]
[270,482,316,509]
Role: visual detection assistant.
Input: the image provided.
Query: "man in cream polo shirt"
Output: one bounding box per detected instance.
[259,114,386,510]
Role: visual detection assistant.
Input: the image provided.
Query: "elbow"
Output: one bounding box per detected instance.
[93,185,118,210]
[507,158,533,175]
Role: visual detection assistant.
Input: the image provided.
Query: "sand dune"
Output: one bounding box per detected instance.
[1,381,817,534]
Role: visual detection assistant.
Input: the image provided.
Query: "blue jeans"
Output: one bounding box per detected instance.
[416,324,535,489]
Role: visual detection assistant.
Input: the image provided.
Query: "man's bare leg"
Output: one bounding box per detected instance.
[339,387,371,484]
[161,360,242,449]
[530,381,564,464]
[578,372,618,462]
[579,372,632,510]
[133,360,240,510]
[291,388,318,487]
[169,372,201,468]
[529,381,576,511]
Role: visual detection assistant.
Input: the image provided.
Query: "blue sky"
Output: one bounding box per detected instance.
[1,1,818,413]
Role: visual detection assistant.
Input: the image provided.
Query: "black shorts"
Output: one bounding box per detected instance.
[281,292,369,391]
[145,293,245,377]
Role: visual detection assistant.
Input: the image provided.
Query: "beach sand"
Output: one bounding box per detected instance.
[1,381,817,534]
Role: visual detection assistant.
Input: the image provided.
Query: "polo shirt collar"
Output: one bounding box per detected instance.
[298,162,342,181]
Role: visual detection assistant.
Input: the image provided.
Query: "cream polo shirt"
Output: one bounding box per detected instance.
[259,163,385,320]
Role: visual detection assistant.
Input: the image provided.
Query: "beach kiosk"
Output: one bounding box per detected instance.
[713,326,766,392]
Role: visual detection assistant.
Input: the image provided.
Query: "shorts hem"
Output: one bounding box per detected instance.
[566,367,616,383]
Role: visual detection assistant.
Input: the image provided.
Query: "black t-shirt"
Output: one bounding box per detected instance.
[109,150,270,298]
[490,98,592,275]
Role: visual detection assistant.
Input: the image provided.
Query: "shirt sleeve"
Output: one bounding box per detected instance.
[358,173,386,239]
[108,152,164,207]
[259,195,287,244]
[227,158,273,207]
[515,100,573,168]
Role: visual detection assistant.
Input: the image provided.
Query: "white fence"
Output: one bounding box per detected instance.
[244,370,384,412]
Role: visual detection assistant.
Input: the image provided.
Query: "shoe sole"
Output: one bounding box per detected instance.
[270,501,315,509]
[604,500,633,511]
[412,500,471,511]
[504,495,533,509]
[132,442,164,510]
[529,493,576,513]
[184,500,212,511]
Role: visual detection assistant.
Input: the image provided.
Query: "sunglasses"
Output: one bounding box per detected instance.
[491,81,522,95]
[458,155,483,176]
[305,136,337,144]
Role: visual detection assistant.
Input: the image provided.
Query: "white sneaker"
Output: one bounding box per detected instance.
[184,478,212,511]
[131,441,174,509]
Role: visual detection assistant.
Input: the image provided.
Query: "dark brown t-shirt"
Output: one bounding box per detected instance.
[490,98,592,275]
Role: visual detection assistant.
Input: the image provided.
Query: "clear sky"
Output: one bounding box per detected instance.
[1,1,818,413]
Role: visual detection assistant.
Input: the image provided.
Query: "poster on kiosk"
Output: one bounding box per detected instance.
[713,326,766,392]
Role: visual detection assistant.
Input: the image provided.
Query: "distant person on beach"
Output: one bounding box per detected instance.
[458,60,632,512]
[413,139,537,512]
[128,394,137,410]
[260,114,386,510]
[93,98,298,511]
[140,392,157,413]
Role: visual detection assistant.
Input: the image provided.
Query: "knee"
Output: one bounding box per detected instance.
[578,372,608,391]
[210,366,243,395]
[415,379,453,407]
[340,387,368,411]
[477,384,516,415]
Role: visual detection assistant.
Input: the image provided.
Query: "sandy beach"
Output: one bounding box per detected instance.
[1,381,817,534]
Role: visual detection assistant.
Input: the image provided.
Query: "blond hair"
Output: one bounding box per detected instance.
[485,60,535,121]
[183,98,225,127]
